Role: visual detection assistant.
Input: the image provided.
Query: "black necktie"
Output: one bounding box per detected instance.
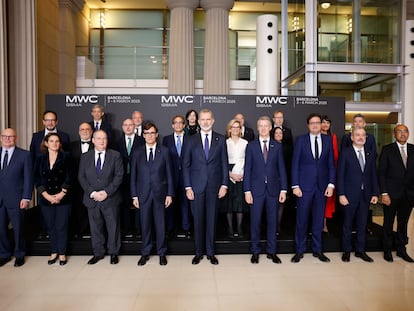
[314,136,319,160]
[96,152,102,176]
[149,147,154,163]
[81,141,90,144]
[2,150,8,170]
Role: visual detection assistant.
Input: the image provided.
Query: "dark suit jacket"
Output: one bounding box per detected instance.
[244,138,287,197]
[182,131,229,193]
[89,120,113,142]
[162,133,186,186]
[0,147,33,208]
[291,133,336,192]
[78,149,124,208]
[30,129,70,161]
[242,126,255,142]
[379,142,414,204]
[341,132,377,157]
[34,151,73,205]
[130,144,174,204]
[116,134,144,179]
[70,140,94,170]
[337,147,379,204]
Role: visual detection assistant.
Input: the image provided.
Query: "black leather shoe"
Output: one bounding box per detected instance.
[251,254,259,264]
[138,255,150,266]
[313,252,330,262]
[384,251,393,263]
[14,257,24,267]
[59,255,67,266]
[207,255,219,265]
[192,255,203,265]
[396,251,414,263]
[355,252,374,262]
[0,257,11,267]
[342,252,350,262]
[159,256,167,266]
[267,254,282,264]
[110,255,119,265]
[87,255,104,265]
[291,253,304,263]
[48,256,58,265]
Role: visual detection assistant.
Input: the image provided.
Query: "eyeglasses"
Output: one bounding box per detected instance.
[231,126,241,129]
[143,132,157,135]
[1,135,16,139]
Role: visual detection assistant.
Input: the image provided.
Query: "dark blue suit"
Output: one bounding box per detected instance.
[130,144,174,256]
[182,131,228,256]
[89,120,113,143]
[341,132,377,157]
[30,129,70,162]
[0,147,33,259]
[291,134,336,254]
[116,134,144,235]
[244,139,287,255]
[162,133,190,232]
[337,147,378,252]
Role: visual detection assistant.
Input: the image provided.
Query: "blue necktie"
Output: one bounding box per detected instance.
[96,152,102,176]
[95,122,99,131]
[149,147,154,163]
[204,134,209,160]
[176,135,182,156]
[1,150,8,170]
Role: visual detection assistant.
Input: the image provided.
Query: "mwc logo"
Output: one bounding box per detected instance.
[256,96,288,105]
[161,96,194,104]
[65,95,99,104]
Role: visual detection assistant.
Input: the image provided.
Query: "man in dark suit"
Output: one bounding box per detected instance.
[244,116,287,264]
[0,128,33,267]
[78,130,124,265]
[270,110,293,148]
[182,109,228,265]
[69,122,94,238]
[30,110,70,162]
[132,110,144,136]
[379,124,414,263]
[234,113,255,142]
[291,113,336,263]
[162,115,191,238]
[341,113,377,157]
[131,122,174,266]
[116,118,144,238]
[89,104,113,143]
[337,127,379,263]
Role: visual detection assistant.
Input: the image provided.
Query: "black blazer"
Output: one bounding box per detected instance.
[89,120,113,142]
[34,151,72,205]
[271,126,293,148]
[115,134,144,178]
[162,133,186,186]
[379,142,414,204]
[242,126,255,142]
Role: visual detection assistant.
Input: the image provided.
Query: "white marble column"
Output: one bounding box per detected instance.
[0,0,7,130]
[166,0,199,94]
[200,0,234,94]
[7,0,37,148]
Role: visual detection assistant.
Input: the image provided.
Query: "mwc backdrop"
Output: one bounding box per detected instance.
[46,95,345,142]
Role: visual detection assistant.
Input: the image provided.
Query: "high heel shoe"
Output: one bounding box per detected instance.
[48,255,58,265]
[59,255,67,266]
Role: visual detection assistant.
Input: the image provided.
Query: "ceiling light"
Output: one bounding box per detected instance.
[321,2,331,9]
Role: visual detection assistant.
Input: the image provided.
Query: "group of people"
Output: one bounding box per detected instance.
[0,105,413,268]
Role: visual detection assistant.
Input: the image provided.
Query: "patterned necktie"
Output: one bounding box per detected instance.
[400,146,407,168]
[314,136,319,160]
[204,134,209,160]
[1,150,8,170]
[263,140,268,163]
[96,152,102,176]
[176,135,182,157]
[358,150,365,172]
[95,122,99,131]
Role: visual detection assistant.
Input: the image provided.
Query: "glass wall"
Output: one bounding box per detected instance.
[317,0,402,64]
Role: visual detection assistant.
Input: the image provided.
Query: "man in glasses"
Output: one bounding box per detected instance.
[0,128,33,267]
